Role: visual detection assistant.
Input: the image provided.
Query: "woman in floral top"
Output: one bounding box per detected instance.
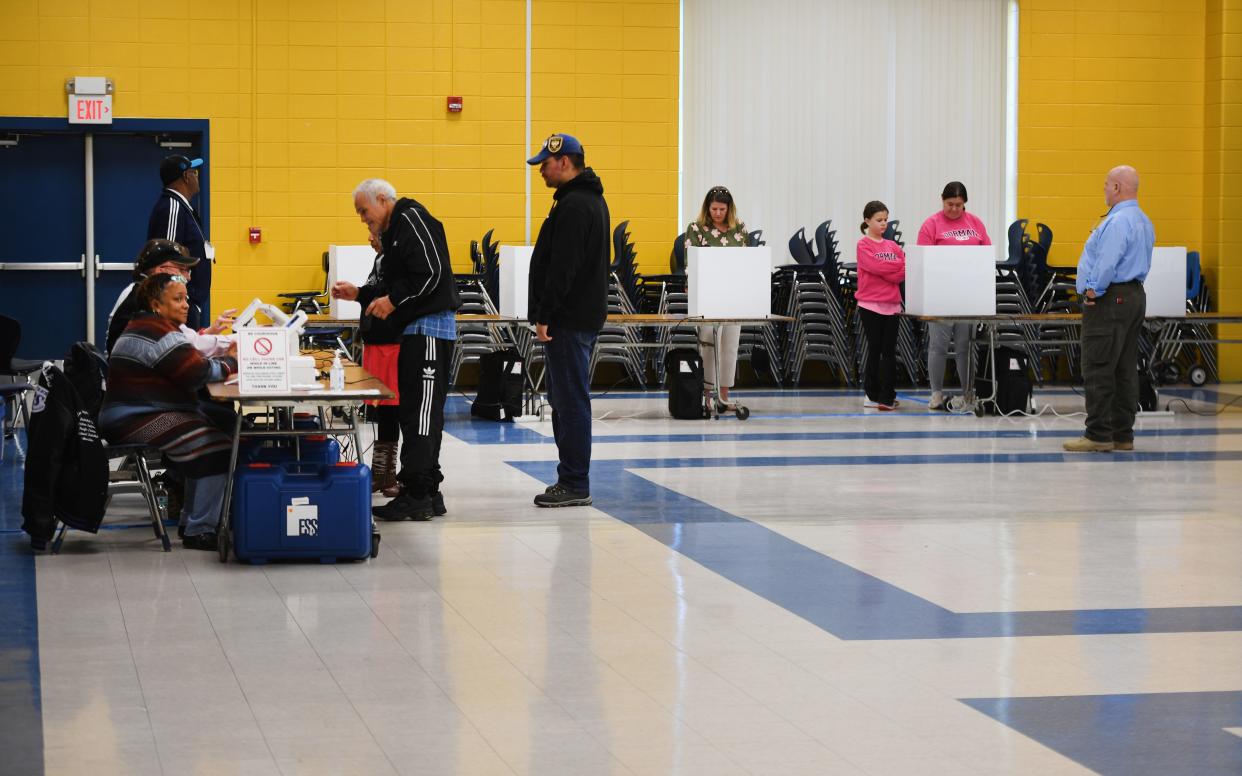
[685,186,748,406]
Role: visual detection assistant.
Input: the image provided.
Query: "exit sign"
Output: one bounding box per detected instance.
[68,93,112,124]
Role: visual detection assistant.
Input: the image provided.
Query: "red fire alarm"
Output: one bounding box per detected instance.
[447,95,463,113]
[248,226,262,244]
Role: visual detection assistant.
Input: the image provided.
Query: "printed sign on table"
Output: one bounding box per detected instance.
[237,328,290,394]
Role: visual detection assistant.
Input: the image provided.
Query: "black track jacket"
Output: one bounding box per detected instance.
[529,168,611,332]
[358,197,461,334]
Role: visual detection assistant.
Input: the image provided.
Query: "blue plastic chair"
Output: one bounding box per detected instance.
[1186,250,1201,301]
[998,219,1028,271]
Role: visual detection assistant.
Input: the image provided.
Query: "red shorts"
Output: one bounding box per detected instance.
[362,343,400,406]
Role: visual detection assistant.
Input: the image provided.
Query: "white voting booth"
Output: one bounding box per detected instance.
[1145,247,1187,318]
[904,246,997,316]
[687,246,771,317]
[499,245,533,318]
[328,244,374,319]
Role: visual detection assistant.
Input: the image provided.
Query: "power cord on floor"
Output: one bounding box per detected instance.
[1165,393,1242,416]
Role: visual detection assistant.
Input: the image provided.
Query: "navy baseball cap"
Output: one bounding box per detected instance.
[136,238,199,273]
[160,154,204,185]
[527,133,583,165]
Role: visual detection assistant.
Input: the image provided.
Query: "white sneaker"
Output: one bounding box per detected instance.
[928,391,946,410]
[863,398,881,408]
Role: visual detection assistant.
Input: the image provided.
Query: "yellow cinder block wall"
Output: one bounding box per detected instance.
[530,0,679,272]
[1019,0,1242,378]
[0,0,678,317]
[1019,2,1205,262]
[1204,1,1242,377]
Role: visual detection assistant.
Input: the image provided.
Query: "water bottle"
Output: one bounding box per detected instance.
[154,482,169,516]
[330,351,345,392]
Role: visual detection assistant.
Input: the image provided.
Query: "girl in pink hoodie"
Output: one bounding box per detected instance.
[856,200,906,410]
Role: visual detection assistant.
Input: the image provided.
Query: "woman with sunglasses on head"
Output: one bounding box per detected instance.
[685,186,748,408]
[99,273,238,551]
[915,181,991,410]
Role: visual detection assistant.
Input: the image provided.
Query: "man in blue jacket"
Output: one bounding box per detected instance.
[148,154,211,329]
[526,133,611,507]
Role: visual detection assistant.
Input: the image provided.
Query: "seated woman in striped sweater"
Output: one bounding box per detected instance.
[100,273,238,551]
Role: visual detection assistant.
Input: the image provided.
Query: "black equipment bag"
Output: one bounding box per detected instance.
[665,348,706,420]
[1138,368,1159,412]
[976,347,1032,416]
[472,348,524,422]
[749,345,773,384]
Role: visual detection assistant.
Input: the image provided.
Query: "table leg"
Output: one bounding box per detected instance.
[217,406,243,563]
[350,403,363,465]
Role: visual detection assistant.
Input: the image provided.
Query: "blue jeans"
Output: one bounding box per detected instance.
[543,327,596,493]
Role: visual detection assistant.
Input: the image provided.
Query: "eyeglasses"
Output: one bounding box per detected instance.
[168,275,188,284]
[709,186,730,195]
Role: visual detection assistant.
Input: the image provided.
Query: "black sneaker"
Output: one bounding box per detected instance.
[182,532,218,551]
[431,492,447,517]
[533,484,592,508]
[372,493,434,521]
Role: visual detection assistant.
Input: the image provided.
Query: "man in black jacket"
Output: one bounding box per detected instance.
[526,133,610,507]
[333,179,461,521]
[148,155,211,329]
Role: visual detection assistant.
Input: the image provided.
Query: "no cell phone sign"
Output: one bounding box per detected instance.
[238,328,289,394]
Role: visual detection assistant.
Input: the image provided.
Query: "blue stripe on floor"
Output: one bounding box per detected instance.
[0,432,43,776]
[536,386,1240,403]
[445,395,1242,446]
[507,452,1242,639]
[963,691,1242,776]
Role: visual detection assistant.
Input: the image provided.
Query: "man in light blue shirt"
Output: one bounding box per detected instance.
[1064,165,1155,453]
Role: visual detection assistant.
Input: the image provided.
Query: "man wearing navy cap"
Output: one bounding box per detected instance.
[148,154,212,329]
[526,133,611,507]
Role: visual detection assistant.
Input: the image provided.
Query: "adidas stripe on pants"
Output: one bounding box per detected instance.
[396,333,454,499]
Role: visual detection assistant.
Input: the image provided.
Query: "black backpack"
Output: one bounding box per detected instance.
[665,349,706,420]
[976,347,1032,416]
[471,348,524,422]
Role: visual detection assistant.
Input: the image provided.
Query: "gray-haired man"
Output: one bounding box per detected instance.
[332,179,461,519]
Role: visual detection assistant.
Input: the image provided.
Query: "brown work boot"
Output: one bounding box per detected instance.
[370,441,398,493]
[1063,437,1114,453]
[1113,440,1134,451]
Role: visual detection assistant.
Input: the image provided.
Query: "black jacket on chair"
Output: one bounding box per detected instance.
[21,362,109,542]
[528,168,611,332]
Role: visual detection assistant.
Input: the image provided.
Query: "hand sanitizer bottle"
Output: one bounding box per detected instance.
[330,351,345,392]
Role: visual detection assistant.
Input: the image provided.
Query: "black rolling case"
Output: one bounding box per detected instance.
[976,347,1032,415]
[472,348,524,422]
[665,349,706,420]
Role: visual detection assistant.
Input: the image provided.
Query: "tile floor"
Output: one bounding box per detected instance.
[3,387,1242,775]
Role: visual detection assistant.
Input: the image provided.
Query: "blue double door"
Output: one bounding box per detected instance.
[0,119,209,359]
